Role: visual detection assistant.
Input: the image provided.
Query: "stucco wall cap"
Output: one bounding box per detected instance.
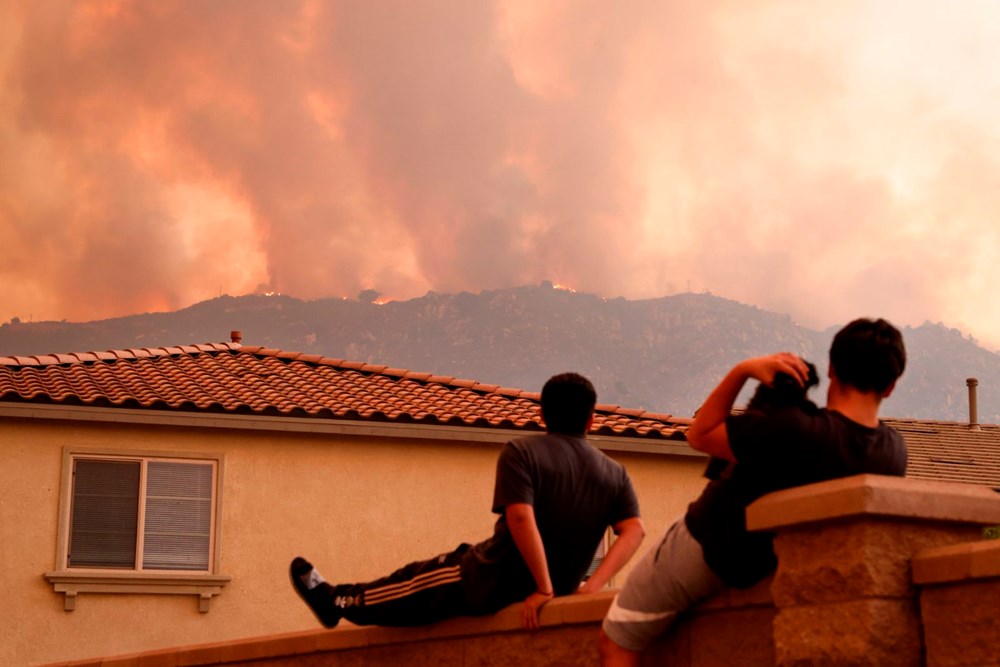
[37,590,620,666]
[912,539,1000,585]
[746,474,1000,532]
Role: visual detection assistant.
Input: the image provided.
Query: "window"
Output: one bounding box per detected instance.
[69,457,214,571]
[46,448,229,612]
[584,529,611,584]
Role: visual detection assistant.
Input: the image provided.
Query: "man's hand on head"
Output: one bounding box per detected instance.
[689,352,810,461]
[742,353,811,388]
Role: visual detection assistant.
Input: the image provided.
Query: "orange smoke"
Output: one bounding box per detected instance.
[3,1,1000,347]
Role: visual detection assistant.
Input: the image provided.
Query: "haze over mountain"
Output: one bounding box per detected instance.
[1,284,995,424]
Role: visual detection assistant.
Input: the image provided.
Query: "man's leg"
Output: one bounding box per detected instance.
[600,518,723,664]
[291,545,471,628]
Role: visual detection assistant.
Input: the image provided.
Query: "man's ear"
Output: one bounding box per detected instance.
[586,414,595,432]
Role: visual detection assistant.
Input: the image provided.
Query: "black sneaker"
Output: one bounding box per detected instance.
[290,556,343,628]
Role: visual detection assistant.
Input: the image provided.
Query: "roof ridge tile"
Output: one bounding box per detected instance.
[296,354,324,364]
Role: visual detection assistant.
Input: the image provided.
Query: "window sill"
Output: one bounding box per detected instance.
[44,570,231,612]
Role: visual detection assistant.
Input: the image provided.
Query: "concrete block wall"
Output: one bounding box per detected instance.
[913,539,1000,666]
[747,474,1000,666]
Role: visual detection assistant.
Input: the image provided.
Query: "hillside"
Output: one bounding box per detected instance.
[1,284,995,422]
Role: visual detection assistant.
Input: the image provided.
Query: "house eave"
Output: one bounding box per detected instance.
[0,402,700,458]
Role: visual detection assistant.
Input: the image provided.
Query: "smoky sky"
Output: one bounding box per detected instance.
[3,1,1000,348]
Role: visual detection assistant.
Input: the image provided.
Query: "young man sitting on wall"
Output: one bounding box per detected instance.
[292,372,646,630]
[600,318,908,665]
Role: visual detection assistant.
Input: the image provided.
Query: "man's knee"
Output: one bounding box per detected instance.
[599,628,640,667]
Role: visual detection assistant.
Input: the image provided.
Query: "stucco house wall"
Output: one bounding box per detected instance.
[2,410,706,666]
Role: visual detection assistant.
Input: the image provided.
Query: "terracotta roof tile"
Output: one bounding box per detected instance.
[0,342,691,442]
[5,342,996,486]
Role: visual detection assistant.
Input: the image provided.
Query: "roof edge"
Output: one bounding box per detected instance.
[0,403,700,457]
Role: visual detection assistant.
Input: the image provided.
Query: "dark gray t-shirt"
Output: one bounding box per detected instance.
[686,406,906,587]
[462,433,639,610]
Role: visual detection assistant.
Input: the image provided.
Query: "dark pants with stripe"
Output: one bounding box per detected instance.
[334,544,473,627]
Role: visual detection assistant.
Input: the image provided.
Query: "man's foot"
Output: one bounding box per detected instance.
[289,557,343,628]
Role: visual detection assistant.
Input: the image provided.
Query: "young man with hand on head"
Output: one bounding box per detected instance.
[292,372,645,630]
[600,318,908,665]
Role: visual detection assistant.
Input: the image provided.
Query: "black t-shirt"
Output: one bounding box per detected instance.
[685,406,906,588]
[462,434,639,610]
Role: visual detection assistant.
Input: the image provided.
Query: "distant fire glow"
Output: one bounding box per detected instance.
[552,284,576,293]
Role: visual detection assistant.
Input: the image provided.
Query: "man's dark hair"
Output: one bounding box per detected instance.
[541,372,597,436]
[829,318,906,394]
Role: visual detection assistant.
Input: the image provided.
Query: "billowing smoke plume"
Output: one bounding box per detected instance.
[3,1,1000,347]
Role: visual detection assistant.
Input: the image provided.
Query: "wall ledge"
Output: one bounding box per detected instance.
[41,590,618,667]
[912,539,1000,585]
[746,474,1000,532]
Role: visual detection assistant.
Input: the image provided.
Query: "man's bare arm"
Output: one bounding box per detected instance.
[506,502,554,630]
[687,353,810,461]
[577,517,645,594]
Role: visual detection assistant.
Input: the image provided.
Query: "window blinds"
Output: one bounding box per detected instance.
[142,461,213,570]
[69,459,140,568]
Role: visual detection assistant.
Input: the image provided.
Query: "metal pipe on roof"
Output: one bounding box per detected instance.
[967,378,981,431]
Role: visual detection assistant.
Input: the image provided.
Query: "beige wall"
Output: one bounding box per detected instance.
[1,417,706,666]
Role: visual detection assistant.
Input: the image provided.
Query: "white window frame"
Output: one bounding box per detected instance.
[585,528,613,587]
[45,447,230,612]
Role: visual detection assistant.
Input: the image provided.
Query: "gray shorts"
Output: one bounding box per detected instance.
[602,517,724,652]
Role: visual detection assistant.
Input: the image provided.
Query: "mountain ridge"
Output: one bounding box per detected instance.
[1,284,995,423]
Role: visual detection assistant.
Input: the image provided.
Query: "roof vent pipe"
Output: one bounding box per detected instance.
[230,330,243,344]
[966,378,981,431]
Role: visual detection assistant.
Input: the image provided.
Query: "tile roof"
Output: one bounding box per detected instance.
[0,343,689,441]
[889,418,1000,491]
[2,343,998,489]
